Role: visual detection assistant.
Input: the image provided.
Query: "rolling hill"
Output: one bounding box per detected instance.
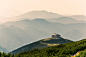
[17,10,63,19]
[1,38,86,57]
[0,45,8,53]
[1,10,63,23]
[11,35,73,55]
[1,10,86,23]
[46,17,86,24]
[70,15,86,21]
[11,38,86,57]
[0,19,86,51]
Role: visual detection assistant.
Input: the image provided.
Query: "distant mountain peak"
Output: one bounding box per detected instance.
[18,10,63,19]
[29,10,51,13]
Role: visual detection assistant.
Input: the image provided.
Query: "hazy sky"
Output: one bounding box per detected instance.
[0,0,86,17]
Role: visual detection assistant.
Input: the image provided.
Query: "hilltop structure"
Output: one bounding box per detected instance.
[52,33,61,39]
[11,33,73,55]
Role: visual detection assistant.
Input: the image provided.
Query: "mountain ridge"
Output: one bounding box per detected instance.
[0,19,86,51]
[0,45,8,53]
[1,10,86,23]
[46,17,86,24]
[10,35,73,55]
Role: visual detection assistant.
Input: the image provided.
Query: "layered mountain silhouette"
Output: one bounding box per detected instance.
[11,34,73,54]
[46,17,86,24]
[1,10,63,23]
[70,15,86,21]
[17,10,63,19]
[0,45,8,53]
[0,10,86,52]
[0,18,86,51]
[1,10,86,23]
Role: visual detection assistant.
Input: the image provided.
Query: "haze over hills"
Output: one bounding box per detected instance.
[70,15,86,21]
[0,18,86,52]
[0,0,86,56]
[18,10,63,19]
[63,29,83,40]
[1,10,86,23]
[0,10,63,23]
[46,17,86,24]
[0,45,8,53]
[0,10,86,52]
[0,25,49,51]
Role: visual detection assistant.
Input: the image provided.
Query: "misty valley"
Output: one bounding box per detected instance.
[0,10,86,57]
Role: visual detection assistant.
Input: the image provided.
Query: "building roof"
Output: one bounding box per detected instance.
[52,33,60,36]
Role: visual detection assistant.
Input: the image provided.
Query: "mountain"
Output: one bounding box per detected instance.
[18,10,63,19]
[11,35,73,55]
[1,38,86,57]
[0,20,51,51]
[63,29,83,40]
[0,25,32,51]
[0,45,8,53]
[1,10,64,23]
[11,38,86,57]
[46,17,86,24]
[1,10,86,23]
[0,19,86,51]
[70,15,86,21]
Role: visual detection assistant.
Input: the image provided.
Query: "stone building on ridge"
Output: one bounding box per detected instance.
[52,33,61,39]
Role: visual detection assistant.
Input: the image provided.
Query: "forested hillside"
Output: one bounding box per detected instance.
[75,49,86,57]
[13,38,86,57]
[0,38,86,57]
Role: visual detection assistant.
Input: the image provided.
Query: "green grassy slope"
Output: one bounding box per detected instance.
[11,37,72,55]
[13,38,86,57]
[1,38,86,57]
[75,49,86,57]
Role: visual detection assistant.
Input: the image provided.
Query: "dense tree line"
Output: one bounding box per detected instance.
[0,52,14,57]
[1,39,86,57]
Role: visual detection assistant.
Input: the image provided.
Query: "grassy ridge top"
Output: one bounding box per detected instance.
[13,38,86,57]
[11,37,72,55]
[0,38,86,57]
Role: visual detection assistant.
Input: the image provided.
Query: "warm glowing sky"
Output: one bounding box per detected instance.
[0,0,86,17]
